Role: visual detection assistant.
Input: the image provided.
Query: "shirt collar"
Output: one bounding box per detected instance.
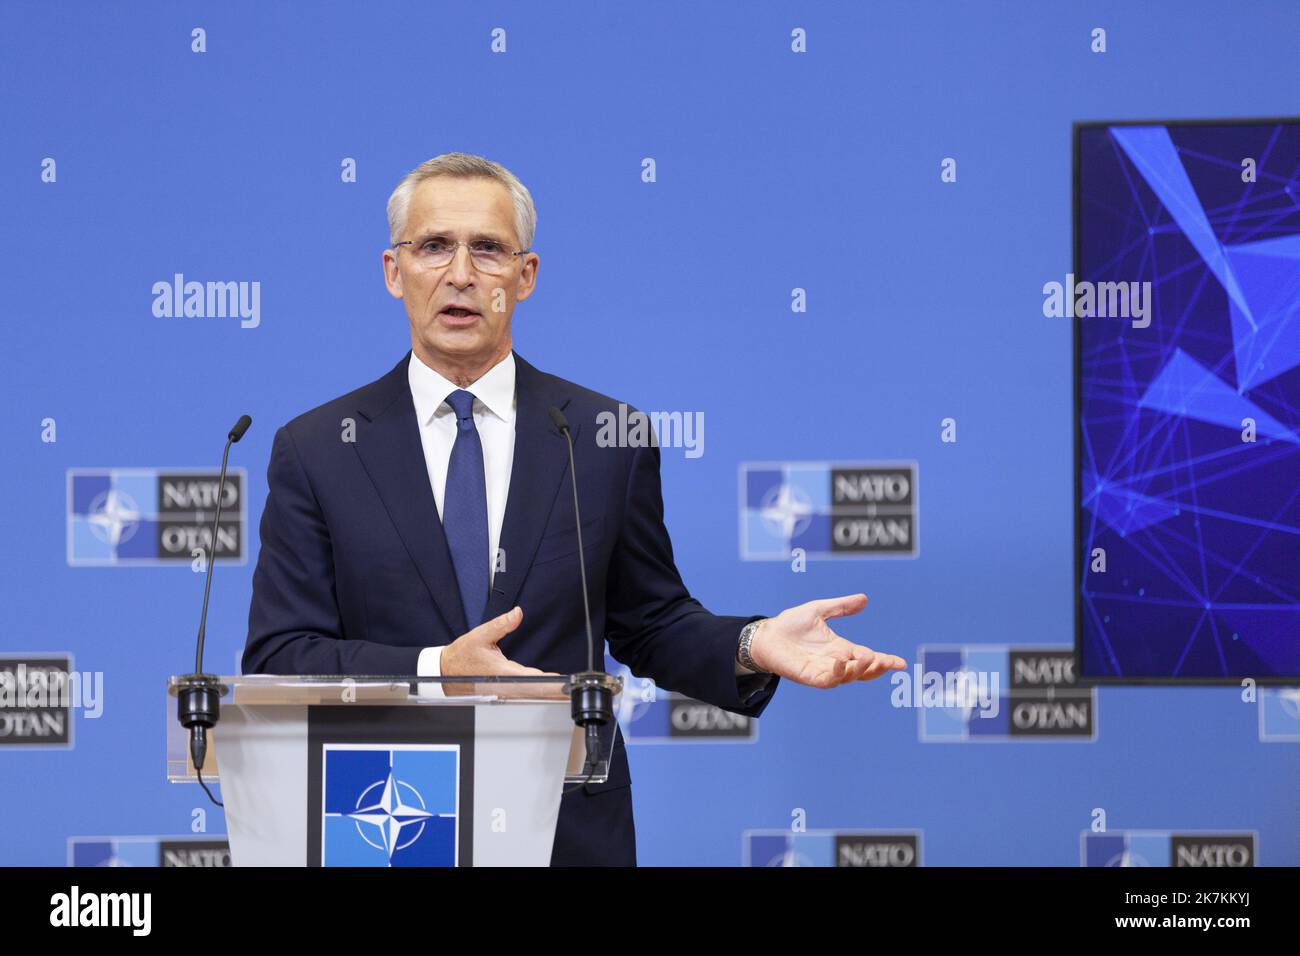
[408,350,517,426]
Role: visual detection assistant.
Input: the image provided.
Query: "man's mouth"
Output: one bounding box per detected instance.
[438,307,481,323]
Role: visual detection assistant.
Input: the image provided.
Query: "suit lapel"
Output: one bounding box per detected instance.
[353,352,468,637]
[484,351,578,620]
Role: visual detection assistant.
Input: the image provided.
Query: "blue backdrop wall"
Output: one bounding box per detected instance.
[2,0,1296,866]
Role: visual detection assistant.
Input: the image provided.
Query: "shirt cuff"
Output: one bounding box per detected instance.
[416,646,447,699]
[737,671,775,704]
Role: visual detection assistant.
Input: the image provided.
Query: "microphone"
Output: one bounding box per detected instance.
[175,414,252,806]
[548,406,614,786]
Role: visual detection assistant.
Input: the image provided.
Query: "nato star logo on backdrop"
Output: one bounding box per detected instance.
[1259,687,1300,741]
[322,745,459,867]
[66,468,245,565]
[739,461,918,560]
[1082,831,1256,867]
[607,654,757,742]
[743,830,921,867]
[917,646,1096,742]
[69,838,154,867]
[68,836,231,867]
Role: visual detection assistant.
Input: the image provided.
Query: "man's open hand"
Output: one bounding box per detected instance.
[748,593,905,688]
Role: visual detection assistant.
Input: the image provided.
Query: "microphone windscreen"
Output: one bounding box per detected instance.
[547,406,570,433]
[228,415,253,442]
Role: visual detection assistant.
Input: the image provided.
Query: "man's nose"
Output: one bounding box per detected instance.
[445,243,476,283]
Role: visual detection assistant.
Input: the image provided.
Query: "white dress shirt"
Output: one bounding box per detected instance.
[409,350,516,681]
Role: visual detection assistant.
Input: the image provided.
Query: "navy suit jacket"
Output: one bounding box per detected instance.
[243,350,780,865]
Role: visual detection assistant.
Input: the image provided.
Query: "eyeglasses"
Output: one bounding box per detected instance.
[392,236,530,275]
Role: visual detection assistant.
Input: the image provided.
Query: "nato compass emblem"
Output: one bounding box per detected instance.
[1259,686,1300,741]
[86,488,141,550]
[322,745,459,866]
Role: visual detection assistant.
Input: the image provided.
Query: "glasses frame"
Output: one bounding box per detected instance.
[391,236,531,275]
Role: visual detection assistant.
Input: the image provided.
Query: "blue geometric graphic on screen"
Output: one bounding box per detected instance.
[322,745,458,867]
[1081,472,1179,537]
[1223,234,1300,390]
[1113,126,1300,391]
[1111,127,1252,317]
[1138,349,1296,442]
[1078,122,1300,679]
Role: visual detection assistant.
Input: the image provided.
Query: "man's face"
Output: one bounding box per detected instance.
[383,175,538,372]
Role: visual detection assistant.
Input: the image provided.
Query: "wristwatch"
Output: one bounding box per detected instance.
[737,619,769,674]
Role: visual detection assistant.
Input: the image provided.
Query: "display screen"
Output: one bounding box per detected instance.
[1076,119,1300,682]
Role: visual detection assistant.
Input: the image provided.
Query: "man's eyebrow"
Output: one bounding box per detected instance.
[414,228,511,243]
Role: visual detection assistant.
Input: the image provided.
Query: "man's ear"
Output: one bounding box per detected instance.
[382,249,404,300]
[515,253,539,303]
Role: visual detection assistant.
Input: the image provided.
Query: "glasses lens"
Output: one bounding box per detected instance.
[411,238,453,268]
[469,240,510,274]
[405,238,513,274]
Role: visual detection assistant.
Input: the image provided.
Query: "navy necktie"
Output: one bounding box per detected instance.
[442,389,489,629]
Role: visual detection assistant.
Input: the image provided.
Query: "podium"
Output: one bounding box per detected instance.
[166,674,622,867]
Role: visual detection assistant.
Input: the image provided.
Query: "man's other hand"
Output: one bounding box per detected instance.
[749,593,906,689]
[440,606,559,678]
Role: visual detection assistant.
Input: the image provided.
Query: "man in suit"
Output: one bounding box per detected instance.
[243,152,906,866]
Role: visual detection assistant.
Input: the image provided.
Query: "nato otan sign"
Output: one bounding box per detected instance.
[740,461,918,560]
[67,468,246,566]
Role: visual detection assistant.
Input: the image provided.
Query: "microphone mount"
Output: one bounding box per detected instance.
[549,406,616,785]
[175,415,251,803]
